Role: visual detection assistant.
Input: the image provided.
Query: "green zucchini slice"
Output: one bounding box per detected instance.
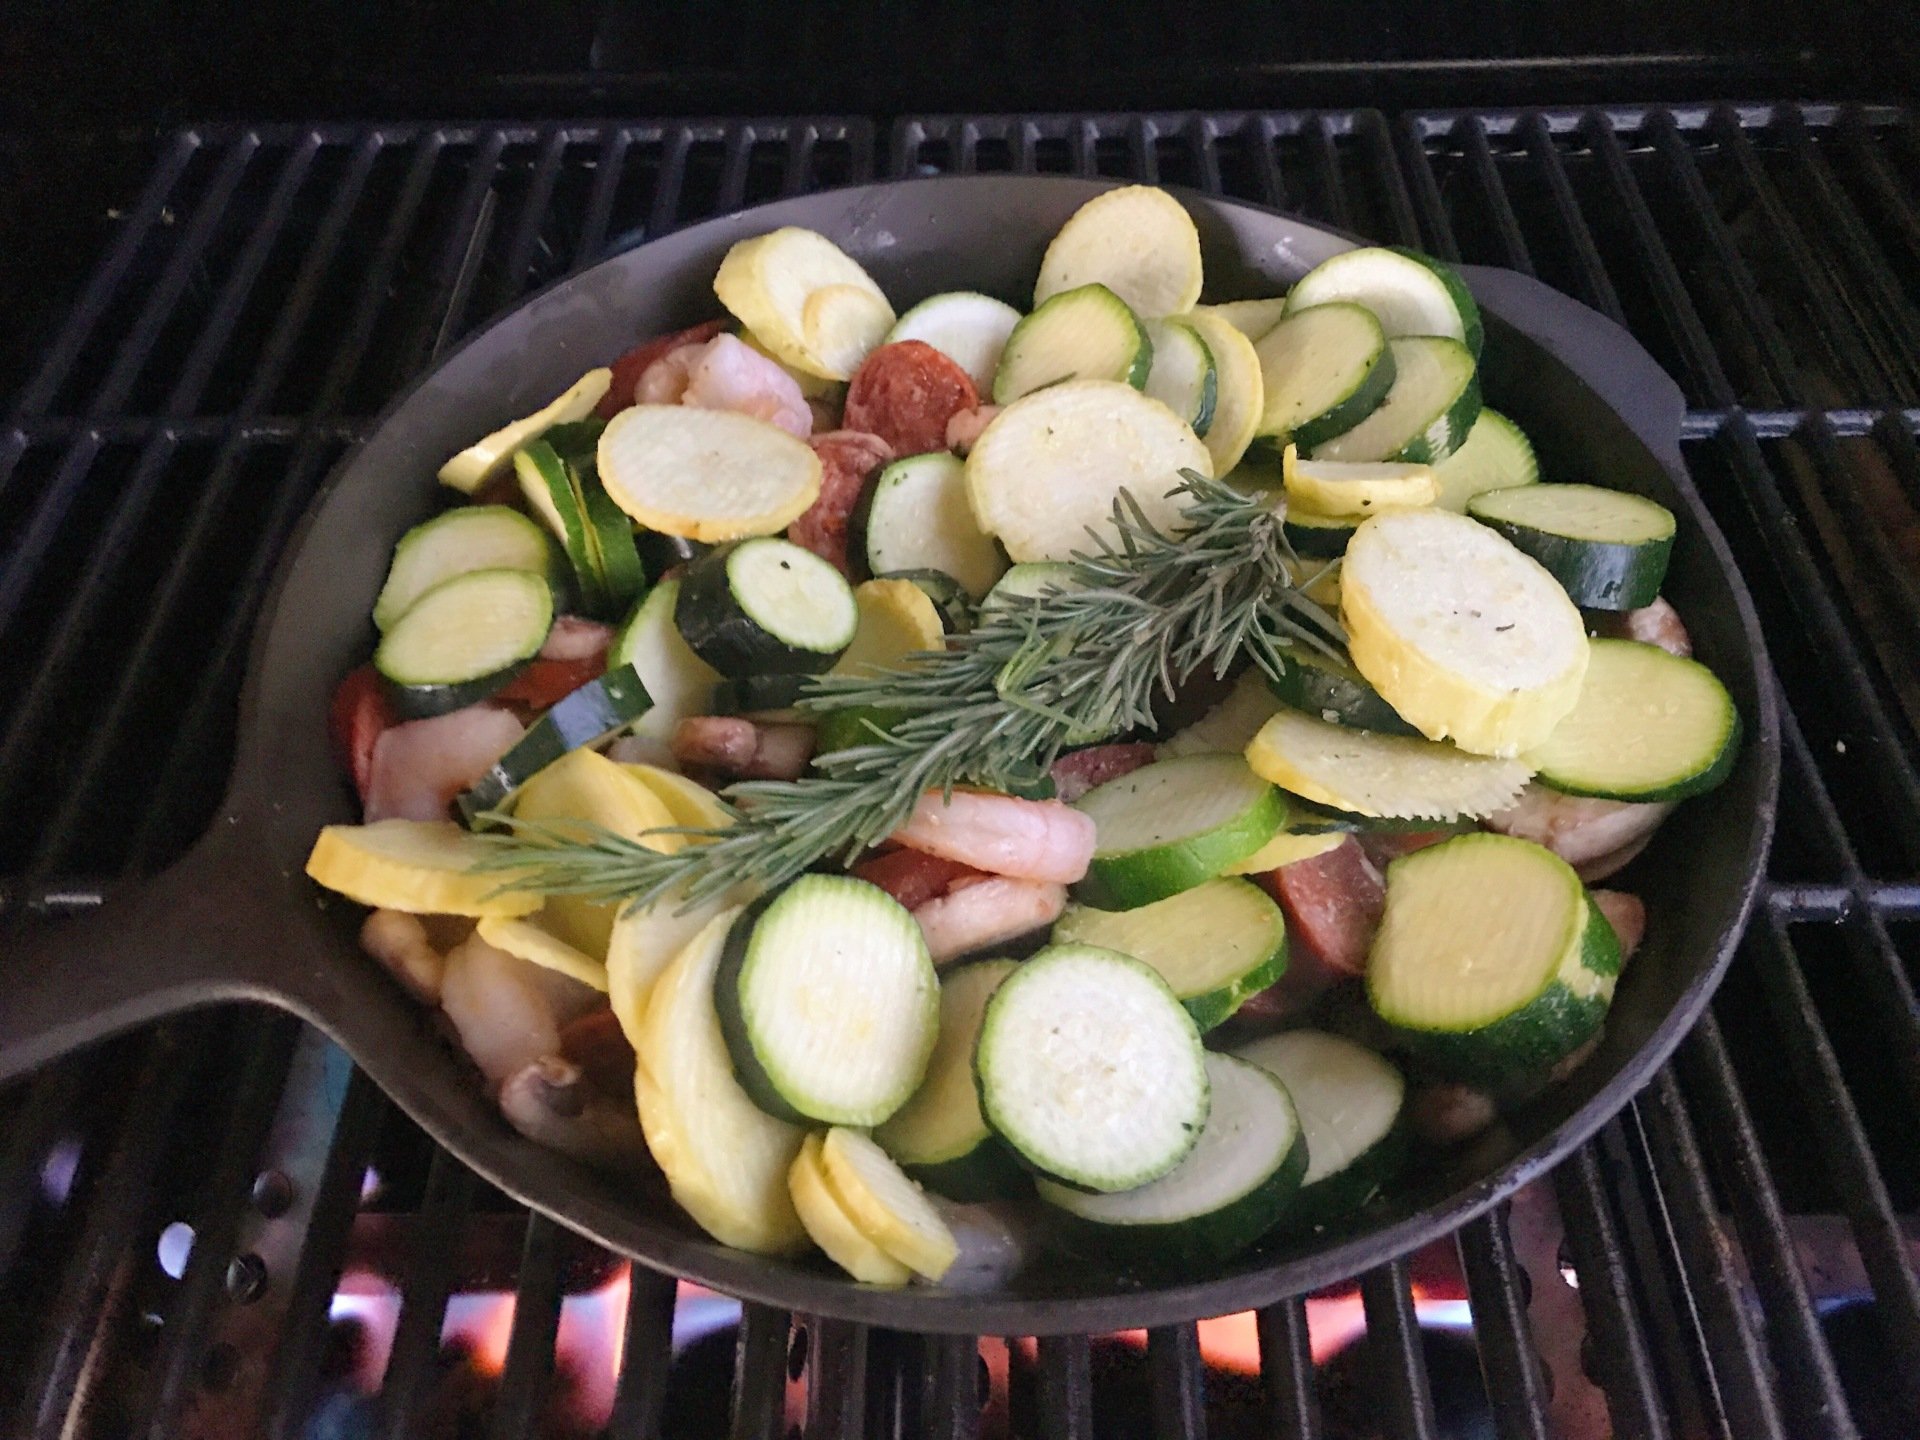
[1467,483,1675,611]
[374,568,551,719]
[674,537,859,676]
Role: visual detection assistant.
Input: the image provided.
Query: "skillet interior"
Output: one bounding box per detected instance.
[9,177,1779,1333]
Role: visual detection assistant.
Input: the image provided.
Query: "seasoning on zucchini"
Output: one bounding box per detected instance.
[1253,302,1395,451]
[1431,408,1538,512]
[992,282,1153,403]
[675,536,859,676]
[1525,638,1740,802]
[976,943,1210,1192]
[1467,483,1676,611]
[456,663,653,825]
[1141,317,1218,436]
[1070,753,1288,909]
[1366,833,1621,1084]
[856,451,1008,600]
[372,506,556,633]
[1052,877,1288,1031]
[1308,336,1480,466]
[374,567,552,719]
[1036,1052,1306,1265]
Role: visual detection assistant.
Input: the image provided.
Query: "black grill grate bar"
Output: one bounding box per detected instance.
[376,1149,477,1439]
[1359,1260,1441,1440]
[1392,112,1460,260]
[487,1213,566,1440]
[729,1303,790,1440]
[1682,407,1920,440]
[1790,418,1920,665]
[921,1332,981,1440]
[0,1059,87,1278]
[18,133,386,873]
[577,129,633,267]
[1520,112,1625,323]
[1840,109,1920,266]
[1146,1323,1208,1440]
[399,131,505,382]
[1457,114,1535,274]
[137,1015,302,1438]
[605,1265,677,1440]
[261,1067,385,1440]
[493,130,573,319]
[1308,116,1355,233]
[1674,1019,1862,1439]
[803,1318,870,1440]
[1254,1299,1321,1438]
[1034,1333,1093,1440]
[1456,1209,1554,1440]
[1553,1143,1679,1440]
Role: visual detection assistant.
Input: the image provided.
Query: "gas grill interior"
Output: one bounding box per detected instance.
[3,99,1920,1439]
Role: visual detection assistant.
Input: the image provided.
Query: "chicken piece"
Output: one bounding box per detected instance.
[359,909,447,1005]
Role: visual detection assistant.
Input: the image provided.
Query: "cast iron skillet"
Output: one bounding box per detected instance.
[0,177,1778,1334]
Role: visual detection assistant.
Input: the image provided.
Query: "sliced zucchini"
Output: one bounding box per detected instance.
[817,1127,959,1281]
[1341,508,1589,757]
[857,452,1008,600]
[992,283,1152,404]
[1033,184,1204,318]
[712,672,811,719]
[606,879,757,1049]
[1156,671,1282,759]
[789,1133,914,1285]
[1245,706,1533,820]
[1183,309,1264,476]
[1467,484,1675,611]
[456,663,653,825]
[1053,877,1288,1031]
[980,561,1083,615]
[714,876,939,1127]
[609,580,720,742]
[517,440,607,614]
[636,908,808,1254]
[1432,408,1539,512]
[618,763,734,832]
[977,943,1210,1192]
[473,915,609,992]
[373,568,551,719]
[1253,303,1395,450]
[579,470,648,617]
[1367,834,1621,1083]
[438,367,612,494]
[885,290,1023,394]
[1234,1029,1407,1224]
[1309,337,1480,466]
[1194,296,1289,344]
[1284,453,1436,521]
[304,819,541,917]
[1282,509,1361,559]
[675,537,859,677]
[965,379,1211,563]
[598,404,823,543]
[1285,246,1484,358]
[1071,753,1287,909]
[632,528,707,578]
[372,506,555,633]
[1036,1052,1306,1264]
[883,569,976,635]
[1525,639,1740,801]
[1142,318,1218,437]
[873,958,1027,1201]
[1267,642,1421,736]
[1223,827,1347,872]
[713,227,895,380]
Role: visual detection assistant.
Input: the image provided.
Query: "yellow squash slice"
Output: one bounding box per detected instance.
[1245,706,1534,821]
[1283,446,1438,518]
[817,1127,958,1281]
[598,405,823,543]
[1224,828,1348,872]
[1034,186,1204,318]
[305,820,539,917]
[473,916,609,991]
[714,227,895,380]
[789,1134,914,1285]
[1183,309,1264,476]
[1341,509,1588,757]
[831,578,947,678]
[437,368,611,494]
[618,764,736,832]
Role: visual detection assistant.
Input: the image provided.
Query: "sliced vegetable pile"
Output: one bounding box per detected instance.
[306,185,1741,1288]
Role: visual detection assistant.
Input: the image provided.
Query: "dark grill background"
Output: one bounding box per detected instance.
[2,104,1918,1438]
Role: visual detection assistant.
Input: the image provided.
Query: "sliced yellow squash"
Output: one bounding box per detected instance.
[831,578,947,678]
[437,368,612,494]
[713,228,895,380]
[1341,509,1588,757]
[1183,309,1264,476]
[514,749,679,960]
[635,909,808,1254]
[1224,828,1347,872]
[741,329,844,399]
[1245,706,1533,820]
[606,880,758,1050]
[1283,446,1438,518]
[789,1134,914,1285]
[305,820,540,917]
[598,405,823,543]
[474,915,609,991]
[618,764,735,832]
[1194,297,1290,344]
[1035,186,1204,318]
[817,1127,957,1281]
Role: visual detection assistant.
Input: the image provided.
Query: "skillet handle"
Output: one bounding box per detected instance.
[1459,264,1689,477]
[0,824,299,1084]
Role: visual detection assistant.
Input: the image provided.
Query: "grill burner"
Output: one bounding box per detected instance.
[2,104,1918,1438]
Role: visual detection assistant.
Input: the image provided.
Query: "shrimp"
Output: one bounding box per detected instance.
[359,909,447,1005]
[497,1056,653,1175]
[1592,596,1692,658]
[1409,1082,1502,1146]
[1485,782,1672,883]
[944,403,1002,456]
[362,704,524,823]
[891,789,1097,884]
[637,332,812,438]
[911,877,1068,964]
[671,716,815,780]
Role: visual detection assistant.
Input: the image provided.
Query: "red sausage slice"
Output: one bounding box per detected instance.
[1256,836,1386,978]
[851,848,989,912]
[596,319,728,418]
[842,341,980,457]
[790,430,892,576]
[328,664,400,803]
[1049,743,1156,803]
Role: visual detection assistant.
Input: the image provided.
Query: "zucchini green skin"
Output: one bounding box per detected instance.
[1388,246,1484,358]
[1281,512,1360,558]
[1291,348,1395,451]
[1470,515,1673,612]
[992,282,1153,403]
[1267,644,1421,736]
[880,568,976,635]
[1182,937,1287,1033]
[633,529,706,578]
[1289,1118,1410,1230]
[1383,894,1621,1086]
[371,505,556,634]
[711,673,811,716]
[374,568,553,720]
[456,663,652,825]
[1539,695,1742,804]
[381,660,534,721]
[711,894,809,1124]
[673,541,853,677]
[901,1139,1033,1204]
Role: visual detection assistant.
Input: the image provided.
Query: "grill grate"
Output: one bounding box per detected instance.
[2,105,1918,1439]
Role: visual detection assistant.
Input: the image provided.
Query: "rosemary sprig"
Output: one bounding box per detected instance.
[474,472,1339,908]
